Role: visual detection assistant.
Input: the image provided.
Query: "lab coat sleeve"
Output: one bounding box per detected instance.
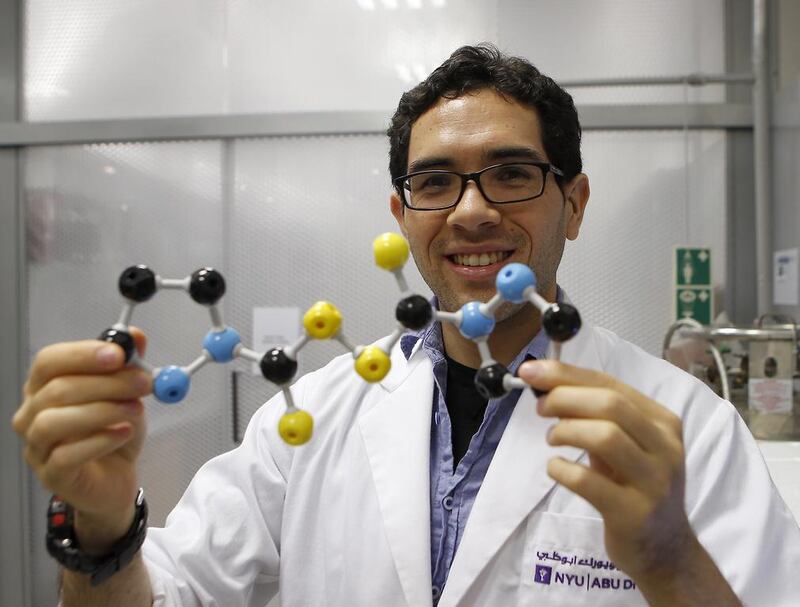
[141,379,300,607]
[683,398,800,606]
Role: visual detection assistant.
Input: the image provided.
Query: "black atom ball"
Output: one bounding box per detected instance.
[259,348,298,385]
[395,294,433,330]
[98,328,135,363]
[118,265,157,302]
[189,268,226,305]
[542,303,582,342]
[474,363,510,399]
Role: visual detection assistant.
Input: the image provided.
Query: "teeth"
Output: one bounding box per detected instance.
[452,251,510,267]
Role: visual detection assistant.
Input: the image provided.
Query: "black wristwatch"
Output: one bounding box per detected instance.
[46,488,148,587]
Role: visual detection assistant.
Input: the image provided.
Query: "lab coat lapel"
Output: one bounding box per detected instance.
[358,348,434,607]
[441,324,605,607]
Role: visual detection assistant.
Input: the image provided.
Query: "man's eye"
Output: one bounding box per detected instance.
[495,166,532,181]
[417,174,453,189]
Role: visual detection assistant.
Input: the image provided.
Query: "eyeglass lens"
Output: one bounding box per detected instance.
[404,163,545,209]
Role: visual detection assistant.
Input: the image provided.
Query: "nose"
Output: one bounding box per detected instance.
[446,180,501,232]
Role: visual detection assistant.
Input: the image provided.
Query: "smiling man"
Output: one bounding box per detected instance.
[389,83,587,367]
[14,45,800,607]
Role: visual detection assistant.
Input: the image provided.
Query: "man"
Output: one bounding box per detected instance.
[13,44,800,606]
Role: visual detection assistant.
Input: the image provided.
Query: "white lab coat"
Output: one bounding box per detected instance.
[143,322,800,606]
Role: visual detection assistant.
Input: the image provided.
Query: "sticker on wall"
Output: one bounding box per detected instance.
[773,248,799,306]
[252,307,301,375]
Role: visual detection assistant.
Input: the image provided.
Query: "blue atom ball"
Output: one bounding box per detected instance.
[458,301,495,339]
[203,327,241,363]
[496,263,537,303]
[153,366,191,404]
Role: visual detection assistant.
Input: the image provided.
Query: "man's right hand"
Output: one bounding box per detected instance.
[12,329,152,553]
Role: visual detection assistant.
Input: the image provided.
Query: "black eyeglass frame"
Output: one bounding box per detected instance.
[393,161,565,211]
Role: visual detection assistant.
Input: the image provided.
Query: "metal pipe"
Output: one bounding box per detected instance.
[662,319,731,402]
[753,0,772,315]
[560,73,755,88]
[681,326,798,342]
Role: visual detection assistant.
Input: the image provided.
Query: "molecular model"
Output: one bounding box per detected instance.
[370,233,582,399]
[98,233,581,448]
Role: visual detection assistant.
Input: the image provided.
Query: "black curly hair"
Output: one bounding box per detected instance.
[387,43,582,193]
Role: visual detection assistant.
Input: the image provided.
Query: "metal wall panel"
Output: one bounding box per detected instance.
[22,141,232,606]
[23,0,498,121]
[228,135,431,434]
[499,0,727,105]
[562,130,727,355]
[24,0,729,120]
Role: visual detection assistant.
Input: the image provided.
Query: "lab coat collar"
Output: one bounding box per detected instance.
[441,322,605,607]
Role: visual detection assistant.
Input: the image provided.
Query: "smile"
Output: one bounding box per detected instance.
[449,251,512,267]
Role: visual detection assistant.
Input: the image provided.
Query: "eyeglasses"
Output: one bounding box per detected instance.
[394,162,564,211]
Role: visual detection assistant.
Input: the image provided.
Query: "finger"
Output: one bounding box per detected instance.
[547,418,656,484]
[547,456,631,519]
[16,369,151,436]
[25,340,127,397]
[25,401,144,466]
[539,386,676,453]
[39,424,134,491]
[520,359,679,425]
[25,328,148,398]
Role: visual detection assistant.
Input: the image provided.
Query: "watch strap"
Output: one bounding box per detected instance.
[46,488,148,587]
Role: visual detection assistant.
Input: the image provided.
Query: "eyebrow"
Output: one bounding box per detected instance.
[406,147,548,174]
[407,156,453,173]
[487,147,548,163]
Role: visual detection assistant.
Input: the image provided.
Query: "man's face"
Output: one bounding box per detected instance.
[391,88,588,318]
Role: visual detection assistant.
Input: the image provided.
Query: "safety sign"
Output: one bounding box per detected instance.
[674,247,712,324]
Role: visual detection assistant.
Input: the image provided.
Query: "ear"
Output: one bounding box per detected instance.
[390,191,408,237]
[563,173,590,241]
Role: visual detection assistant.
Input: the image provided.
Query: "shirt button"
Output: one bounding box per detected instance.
[432,586,441,600]
[442,495,454,511]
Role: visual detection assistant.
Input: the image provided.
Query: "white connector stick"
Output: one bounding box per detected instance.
[157,276,191,290]
[185,352,211,376]
[208,306,225,331]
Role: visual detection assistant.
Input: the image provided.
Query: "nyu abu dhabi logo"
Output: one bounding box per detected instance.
[533,549,637,593]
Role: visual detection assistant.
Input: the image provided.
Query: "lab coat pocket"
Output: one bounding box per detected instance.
[517,511,646,606]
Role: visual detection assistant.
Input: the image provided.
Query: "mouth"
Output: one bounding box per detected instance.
[447,250,513,268]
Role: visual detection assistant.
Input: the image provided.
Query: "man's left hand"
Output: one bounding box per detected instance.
[517,359,742,606]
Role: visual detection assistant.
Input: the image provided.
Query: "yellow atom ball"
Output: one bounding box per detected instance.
[373,233,409,271]
[355,346,392,383]
[303,301,342,339]
[278,409,314,445]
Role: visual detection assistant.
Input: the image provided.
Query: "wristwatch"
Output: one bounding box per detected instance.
[46,488,148,587]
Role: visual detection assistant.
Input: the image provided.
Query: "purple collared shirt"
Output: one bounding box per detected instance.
[399,305,551,603]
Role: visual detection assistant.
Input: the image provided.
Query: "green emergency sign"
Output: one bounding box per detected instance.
[675,287,713,325]
[674,247,712,325]
[676,247,711,286]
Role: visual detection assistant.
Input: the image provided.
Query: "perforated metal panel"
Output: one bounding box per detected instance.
[23,0,498,120]
[561,130,727,355]
[499,0,727,105]
[23,141,230,606]
[227,135,431,436]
